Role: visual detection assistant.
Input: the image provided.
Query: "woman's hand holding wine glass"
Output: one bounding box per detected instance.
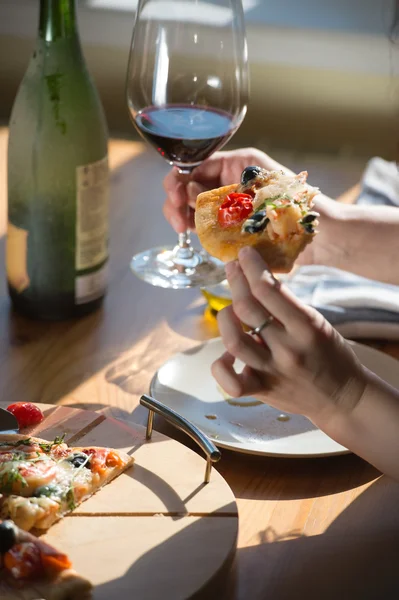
[126,0,249,288]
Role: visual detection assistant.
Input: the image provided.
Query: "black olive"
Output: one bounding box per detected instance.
[241,166,262,186]
[243,211,269,234]
[249,211,268,223]
[301,211,320,224]
[67,452,91,469]
[34,483,63,498]
[0,520,17,554]
[303,223,315,234]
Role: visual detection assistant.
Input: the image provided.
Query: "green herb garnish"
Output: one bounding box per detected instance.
[62,453,91,512]
[0,438,33,448]
[65,488,76,511]
[256,194,292,212]
[0,468,28,493]
[256,201,276,211]
[38,434,66,453]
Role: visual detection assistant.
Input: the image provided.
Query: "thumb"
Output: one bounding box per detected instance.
[187,181,207,208]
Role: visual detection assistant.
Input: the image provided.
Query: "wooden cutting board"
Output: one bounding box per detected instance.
[2,403,238,599]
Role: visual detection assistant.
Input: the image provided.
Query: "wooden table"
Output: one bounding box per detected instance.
[1,128,399,599]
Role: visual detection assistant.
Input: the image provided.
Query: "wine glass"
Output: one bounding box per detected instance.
[126,0,249,289]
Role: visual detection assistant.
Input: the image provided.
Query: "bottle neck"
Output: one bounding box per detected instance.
[39,0,78,41]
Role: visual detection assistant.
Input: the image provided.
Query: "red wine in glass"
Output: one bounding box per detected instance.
[135,104,238,168]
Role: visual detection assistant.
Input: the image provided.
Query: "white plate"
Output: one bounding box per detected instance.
[151,337,399,457]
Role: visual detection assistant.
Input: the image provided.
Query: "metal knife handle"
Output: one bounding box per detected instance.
[140,394,221,484]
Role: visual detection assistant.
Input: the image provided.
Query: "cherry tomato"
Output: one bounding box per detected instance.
[218,193,253,228]
[106,450,124,468]
[6,403,44,429]
[4,542,43,579]
[41,550,72,574]
[81,448,107,473]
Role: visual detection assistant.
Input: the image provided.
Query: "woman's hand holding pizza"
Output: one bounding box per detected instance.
[162,148,338,268]
[162,148,293,233]
[211,246,367,427]
[211,246,399,482]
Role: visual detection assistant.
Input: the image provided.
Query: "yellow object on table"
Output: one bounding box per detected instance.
[201,273,287,314]
[201,280,232,313]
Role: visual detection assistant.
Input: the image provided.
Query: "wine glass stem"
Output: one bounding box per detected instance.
[178,230,192,250]
[173,167,198,266]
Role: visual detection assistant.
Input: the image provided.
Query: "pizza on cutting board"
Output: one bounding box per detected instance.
[0,433,133,532]
[0,519,92,600]
[0,403,135,600]
[195,166,320,272]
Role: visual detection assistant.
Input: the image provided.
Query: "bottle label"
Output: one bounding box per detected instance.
[76,156,109,271]
[75,263,108,304]
[6,223,30,293]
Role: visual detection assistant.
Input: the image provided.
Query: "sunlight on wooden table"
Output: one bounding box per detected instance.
[1,130,399,599]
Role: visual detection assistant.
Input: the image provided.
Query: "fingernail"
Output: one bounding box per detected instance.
[238,246,252,259]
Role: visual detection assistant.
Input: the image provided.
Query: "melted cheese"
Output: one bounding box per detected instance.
[3,495,61,531]
[266,204,303,238]
[0,442,124,531]
[253,171,316,211]
[240,170,319,241]
[0,449,93,505]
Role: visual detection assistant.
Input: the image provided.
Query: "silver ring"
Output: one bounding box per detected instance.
[249,315,274,336]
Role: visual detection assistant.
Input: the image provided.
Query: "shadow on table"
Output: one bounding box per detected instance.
[230,475,399,600]
[92,476,399,600]
[144,416,380,500]
[217,450,381,500]
[93,505,237,600]
[165,292,222,342]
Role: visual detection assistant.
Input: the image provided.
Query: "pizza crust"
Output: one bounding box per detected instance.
[0,520,93,600]
[30,569,93,600]
[2,495,61,532]
[0,434,38,444]
[1,570,92,600]
[195,182,314,272]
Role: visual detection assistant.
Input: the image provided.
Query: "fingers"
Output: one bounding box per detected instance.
[211,352,264,398]
[162,197,184,232]
[218,287,298,376]
[225,260,272,330]
[237,246,315,333]
[163,169,206,232]
[188,154,226,188]
[186,181,207,208]
[163,168,188,209]
[217,305,271,371]
[162,198,195,232]
[260,324,304,375]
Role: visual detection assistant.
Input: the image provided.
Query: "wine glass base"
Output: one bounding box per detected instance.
[130,245,226,289]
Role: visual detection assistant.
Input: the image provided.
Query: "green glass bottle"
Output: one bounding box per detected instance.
[7,0,109,320]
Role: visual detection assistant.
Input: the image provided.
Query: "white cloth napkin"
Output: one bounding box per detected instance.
[283,157,399,340]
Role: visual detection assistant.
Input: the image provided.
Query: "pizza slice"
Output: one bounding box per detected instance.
[195,166,320,272]
[0,434,134,532]
[0,519,92,600]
